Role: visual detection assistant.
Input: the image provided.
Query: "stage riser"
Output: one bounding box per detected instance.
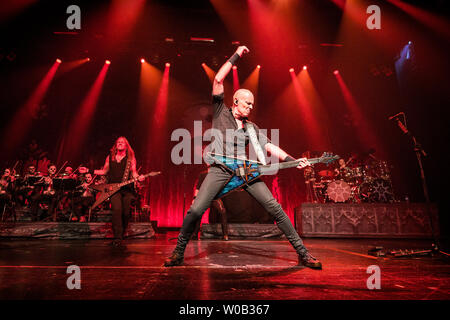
[295,203,439,238]
[0,222,155,239]
[6,209,150,223]
[201,223,284,239]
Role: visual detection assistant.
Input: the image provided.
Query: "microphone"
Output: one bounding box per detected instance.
[388,112,404,120]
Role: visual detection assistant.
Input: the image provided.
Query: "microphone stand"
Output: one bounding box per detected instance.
[393,114,439,252]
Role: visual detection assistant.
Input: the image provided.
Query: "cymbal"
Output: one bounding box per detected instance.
[318,170,335,177]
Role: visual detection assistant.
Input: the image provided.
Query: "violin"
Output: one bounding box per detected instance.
[43,174,56,196]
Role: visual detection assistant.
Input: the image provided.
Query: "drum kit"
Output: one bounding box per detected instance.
[310,156,395,203]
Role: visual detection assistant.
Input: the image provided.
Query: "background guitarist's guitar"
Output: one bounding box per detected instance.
[208,152,339,199]
[89,171,161,210]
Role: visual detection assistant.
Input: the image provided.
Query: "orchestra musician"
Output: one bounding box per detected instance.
[16,165,39,207]
[55,166,79,218]
[30,163,58,221]
[63,166,77,179]
[72,172,96,222]
[0,168,16,218]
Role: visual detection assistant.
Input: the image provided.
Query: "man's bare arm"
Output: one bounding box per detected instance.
[265,143,290,162]
[130,158,145,182]
[265,143,310,169]
[94,156,109,176]
[212,46,249,96]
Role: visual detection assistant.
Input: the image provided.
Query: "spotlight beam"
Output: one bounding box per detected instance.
[242,65,261,102]
[201,63,216,83]
[232,66,240,92]
[334,72,383,155]
[63,62,110,161]
[3,60,60,153]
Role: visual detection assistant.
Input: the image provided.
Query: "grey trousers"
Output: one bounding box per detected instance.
[174,165,307,255]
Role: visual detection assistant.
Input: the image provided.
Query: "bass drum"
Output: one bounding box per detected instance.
[326,180,352,203]
[370,178,394,203]
[358,182,373,202]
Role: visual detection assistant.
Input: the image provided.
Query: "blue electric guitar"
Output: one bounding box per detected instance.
[208,152,339,199]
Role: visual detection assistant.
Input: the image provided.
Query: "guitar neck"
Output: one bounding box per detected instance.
[117,172,157,188]
[259,157,325,174]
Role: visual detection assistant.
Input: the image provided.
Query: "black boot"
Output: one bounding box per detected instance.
[109,238,123,247]
[298,251,322,269]
[164,250,184,267]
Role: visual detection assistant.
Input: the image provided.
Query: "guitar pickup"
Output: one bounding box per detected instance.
[236,167,246,177]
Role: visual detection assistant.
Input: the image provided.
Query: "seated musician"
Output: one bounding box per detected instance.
[63,166,77,179]
[55,166,79,217]
[0,168,16,215]
[16,165,39,207]
[30,164,58,221]
[72,172,96,222]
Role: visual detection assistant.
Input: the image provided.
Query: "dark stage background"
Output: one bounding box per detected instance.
[0,0,448,232]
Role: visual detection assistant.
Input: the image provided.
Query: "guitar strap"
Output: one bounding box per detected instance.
[122,156,131,183]
[244,121,267,165]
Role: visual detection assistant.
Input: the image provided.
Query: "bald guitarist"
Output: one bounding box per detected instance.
[94,137,145,246]
[164,46,322,269]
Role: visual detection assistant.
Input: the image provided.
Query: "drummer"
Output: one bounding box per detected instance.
[334,158,353,182]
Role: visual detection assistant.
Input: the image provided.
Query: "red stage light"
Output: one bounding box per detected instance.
[257,65,261,69]
[56,59,62,64]
[201,62,206,66]
[105,60,111,65]
[190,37,215,43]
[303,66,307,70]
[140,58,145,63]
[333,70,339,75]
[86,58,90,62]
[289,68,294,73]
[165,62,171,67]
[232,65,237,70]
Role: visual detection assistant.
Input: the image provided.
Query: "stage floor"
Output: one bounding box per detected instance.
[0,232,449,300]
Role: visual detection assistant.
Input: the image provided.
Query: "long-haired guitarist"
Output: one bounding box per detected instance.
[164,46,322,269]
[94,137,145,246]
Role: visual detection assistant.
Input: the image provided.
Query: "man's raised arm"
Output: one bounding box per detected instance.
[212,46,249,96]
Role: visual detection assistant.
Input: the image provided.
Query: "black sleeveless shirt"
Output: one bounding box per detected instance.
[108,154,133,192]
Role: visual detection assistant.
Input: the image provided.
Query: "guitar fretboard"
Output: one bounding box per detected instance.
[260,157,328,173]
[117,172,160,187]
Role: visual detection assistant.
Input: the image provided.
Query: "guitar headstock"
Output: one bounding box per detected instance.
[319,152,340,164]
